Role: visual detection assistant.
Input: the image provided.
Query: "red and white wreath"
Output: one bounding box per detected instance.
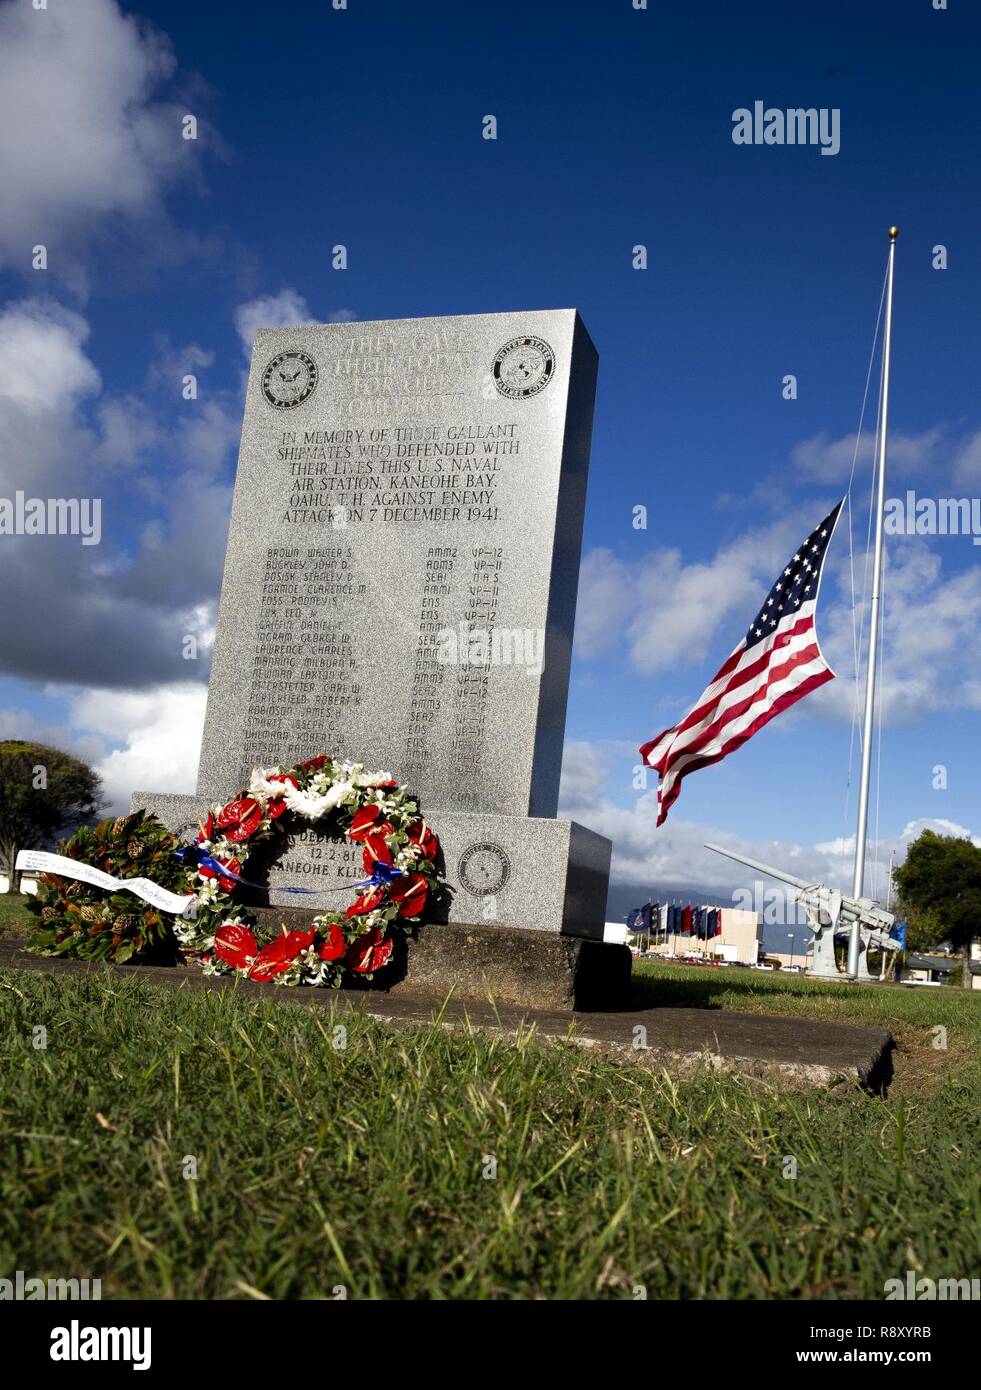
[175,755,442,987]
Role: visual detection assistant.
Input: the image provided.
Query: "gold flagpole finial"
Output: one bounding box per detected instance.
[888,225,899,241]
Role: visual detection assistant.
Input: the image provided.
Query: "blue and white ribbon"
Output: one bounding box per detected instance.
[174,845,405,895]
[12,846,408,926]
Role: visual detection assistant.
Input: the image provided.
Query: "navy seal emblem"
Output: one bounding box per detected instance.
[261,350,319,410]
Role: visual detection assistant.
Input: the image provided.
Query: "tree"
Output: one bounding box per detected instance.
[896,900,946,955]
[893,829,981,989]
[0,741,102,893]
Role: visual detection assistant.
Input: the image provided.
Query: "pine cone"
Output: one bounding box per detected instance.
[128,838,143,859]
[79,905,101,924]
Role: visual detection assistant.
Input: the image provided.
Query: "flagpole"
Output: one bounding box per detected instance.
[849,225,899,979]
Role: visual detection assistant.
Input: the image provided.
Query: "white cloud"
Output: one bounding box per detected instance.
[576,501,981,723]
[791,428,944,486]
[92,395,162,471]
[235,290,312,354]
[234,294,358,355]
[559,740,979,905]
[0,0,202,288]
[0,297,233,688]
[625,545,761,672]
[0,299,100,413]
[573,549,630,661]
[576,508,832,671]
[556,738,608,805]
[0,682,206,815]
[171,397,243,476]
[813,538,981,723]
[952,428,981,486]
[0,704,103,766]
[145,340,215,394]
[69,682,207,812]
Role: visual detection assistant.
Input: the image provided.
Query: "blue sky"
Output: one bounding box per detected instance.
[1,0,979,906]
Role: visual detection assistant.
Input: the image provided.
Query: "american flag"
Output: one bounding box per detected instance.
[640,500,843,826]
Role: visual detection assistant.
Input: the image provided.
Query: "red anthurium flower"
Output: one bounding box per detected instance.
[360,825,394,871]
[213,922,257,970]
[407,818,439,862]
[248,946,294,983]
[199,855,241,893]
[368,935,394,971]
[348,804,385,841]
[265,773,298,820]
[196,811,215,845]
[390,872,427,919]
[301,754,330,771]
[247,927,315,982]
[216,797,263,842]
[346,928,395,974]
[317,921,347,962]
[345,887,384,918]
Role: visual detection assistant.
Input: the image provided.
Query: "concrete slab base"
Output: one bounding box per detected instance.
[0,940,893,1089]
[245,908,632,1012]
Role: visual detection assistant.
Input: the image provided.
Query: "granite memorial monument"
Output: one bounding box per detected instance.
[135,309,625,1006]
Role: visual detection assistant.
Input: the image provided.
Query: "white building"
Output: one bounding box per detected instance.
[0,873,38,895]
[603,921,629,945]
[643,906,760,966]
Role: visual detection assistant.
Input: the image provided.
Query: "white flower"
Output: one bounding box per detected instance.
[248,771,286,804]
[355,769,395,788]
[353,909,385,934]
[282,780,352,819]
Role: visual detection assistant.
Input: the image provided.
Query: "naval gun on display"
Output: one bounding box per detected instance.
[704,843,903,979]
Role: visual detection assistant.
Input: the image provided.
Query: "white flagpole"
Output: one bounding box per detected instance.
[849,226,899,979]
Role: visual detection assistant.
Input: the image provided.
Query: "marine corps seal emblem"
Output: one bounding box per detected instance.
[491,336,555,400]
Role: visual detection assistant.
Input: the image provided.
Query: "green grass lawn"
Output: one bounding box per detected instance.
[0,893,32,939]
[1,962,979,1299]
[633,958,981,1074]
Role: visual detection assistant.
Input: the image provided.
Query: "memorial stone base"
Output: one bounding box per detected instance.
[132,791,626,1009]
